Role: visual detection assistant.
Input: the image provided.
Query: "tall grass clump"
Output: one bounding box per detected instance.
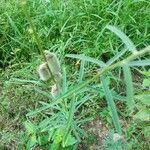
[2,1,149,149]
[20,8,150,148]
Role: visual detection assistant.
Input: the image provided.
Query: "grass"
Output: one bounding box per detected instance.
[0,0,150,149]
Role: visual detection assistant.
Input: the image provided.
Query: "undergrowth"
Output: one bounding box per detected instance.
[0,0,150,150]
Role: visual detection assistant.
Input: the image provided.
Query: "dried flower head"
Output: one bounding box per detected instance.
[54,72,62,83]
[44,50,61,75]
[51,84,60,97]
[37,63,51,81]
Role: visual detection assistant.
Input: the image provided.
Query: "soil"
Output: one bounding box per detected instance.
[78,118,108,150]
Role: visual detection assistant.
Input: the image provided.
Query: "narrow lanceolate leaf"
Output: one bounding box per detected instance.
[66,54,106,67]
[128,59,150,66]
[101,76,122,134]
[123,64,135,111]
[106,25,137,53]
[106,47,127,66]
[33,87,53,99]
[135,94,150,106]
[75,95,96,111]
[79,56,86,83]
[6,78,42,86]
[63,98,75,146]
[62,66,67,93]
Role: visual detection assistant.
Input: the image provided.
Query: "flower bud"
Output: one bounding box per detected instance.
[51,84,60,97]
[44,50,61,75]
[37,63,51,81]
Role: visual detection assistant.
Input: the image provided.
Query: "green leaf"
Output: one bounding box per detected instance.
[106,47,127,66]
[134,109,150,121]
[143,126,150,139]
[34,87,53,99]
[143,71,150,77]
[24,121,36,135]
[63,98,75,145]
[6,78,42,86]
[38,133,49,146]
[6,14,21,36]
[73,122,88,138]
[75,95,96,111]
[143,79,150,87]
[53,128,64,144]
[48,129,55,141]
[123,64,135,112]
[141,95,150,106]
[101,75,122,134]
[38,115,59,130]
[26,134,37,150]
[50,142,60,150]
[106,25,137,53]
[128,59,150,66]
[78,55,86,83]
[136,94,150,106]
[66,54,106,67]
[63,134,77,147]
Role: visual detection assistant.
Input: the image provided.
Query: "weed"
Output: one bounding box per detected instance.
[0,0,150,149]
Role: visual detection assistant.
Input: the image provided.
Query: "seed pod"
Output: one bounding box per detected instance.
[51,84,60,97]
[44,50,61,76]
[37,63,51,81]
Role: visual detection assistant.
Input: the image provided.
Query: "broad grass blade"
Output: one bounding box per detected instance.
[123,64,135,111]
[34,87,53,99]
[106,25,137,53]
[78,55,86,83]
[101,75,122,134]
[128,59,150,66]
[63,98,75,146]
[66,54,106,67]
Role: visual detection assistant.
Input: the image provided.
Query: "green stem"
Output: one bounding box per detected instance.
[22,1,56,83]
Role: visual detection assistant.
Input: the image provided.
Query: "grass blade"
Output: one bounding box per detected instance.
[75,95,96,111]
[63,98,75,146]
[106,25,137,53]
[78,55,86,83]
[6,14,21,36]
[106,47,127,66]
[6,78,42,86]
[128,59,150,66]
[123,64,135,111]
[66,54,106,67]
[62,66,67,93]
[101,75,122,134]
[33,87,53,99]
